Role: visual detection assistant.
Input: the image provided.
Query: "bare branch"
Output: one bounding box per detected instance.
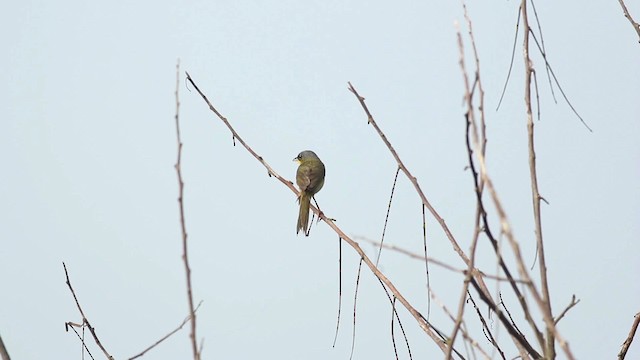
[65,323,96,360]
[520,2,555,358]
[63,262,113,360]
[355,236,527,284]
[186,73,450,353]
[376,166,401,266]
[617,0,640,42]
[429,290,492,359]
[554,295,579,325]
[618,312,640,360]
[346,82,496,309]
[128,302,202,360]
[496,5,521,111]
[349,259,363,360]
[449,6,489,358]
[175,60,200,360]
[332,237,343,348]
[0,335,11,360]
[527,31,592,132]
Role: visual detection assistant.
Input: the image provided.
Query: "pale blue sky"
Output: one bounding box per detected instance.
[2,1,639,359]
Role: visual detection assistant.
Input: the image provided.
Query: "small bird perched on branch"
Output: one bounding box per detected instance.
[294,150,325,235]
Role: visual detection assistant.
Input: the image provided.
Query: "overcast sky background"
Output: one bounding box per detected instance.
[2,1,639,359]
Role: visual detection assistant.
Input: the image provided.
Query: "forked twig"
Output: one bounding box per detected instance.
[128,302,203,360]
[554,295,579,325]
[63,262,113,360]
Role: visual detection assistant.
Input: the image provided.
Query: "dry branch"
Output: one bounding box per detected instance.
[0,335,11,360]
[618,0,640,42]
[63,262,113,360]
[128,302,202,360]
[186,72,455,355]
[175,60,200,360]
[619,312,640,360]
[520,0,555,357]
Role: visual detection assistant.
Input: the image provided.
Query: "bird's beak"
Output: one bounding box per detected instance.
[293,157,300,163]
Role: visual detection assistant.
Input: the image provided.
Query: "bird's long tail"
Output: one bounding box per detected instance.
[297,193,311,235]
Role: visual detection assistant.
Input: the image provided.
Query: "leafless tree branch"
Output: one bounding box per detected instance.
[175,60,200,360]
[0,335,10,360]
[618,312,640,360]
[617,0,640,42]
[355,236,527,283]
[128,302,202,360]
[63,262,113,360]
[520,2,555,358]
[186,72,451,354]
[554,295,579,325]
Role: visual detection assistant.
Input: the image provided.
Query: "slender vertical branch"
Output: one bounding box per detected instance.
[376,167,401,266]
[175,60,200,360]
[332,237,343,348]
[520,2,554,359]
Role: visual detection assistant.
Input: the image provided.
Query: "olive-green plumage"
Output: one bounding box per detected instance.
[294,150,325,235]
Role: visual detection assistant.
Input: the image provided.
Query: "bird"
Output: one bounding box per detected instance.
[294,150,326,235]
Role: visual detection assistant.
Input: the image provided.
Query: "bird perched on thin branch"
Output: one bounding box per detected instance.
[294,150,325,235]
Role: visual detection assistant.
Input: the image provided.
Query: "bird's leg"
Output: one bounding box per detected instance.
[312,196,325,220]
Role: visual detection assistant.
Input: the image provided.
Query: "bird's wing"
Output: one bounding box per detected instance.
[297,165,316,192]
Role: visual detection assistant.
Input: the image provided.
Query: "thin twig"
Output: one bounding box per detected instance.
[376,166,401,266]
[469,278,539,358]
[421,202,431,321]
[617,0,640,42]
[496,5,521,111]
[349,259,363,360]
[374,277,413,360]
[128,302,203,360]
[391,297,400,360]
[527,31,592,132]
[430,289,492,360]
[175,60,200,360]
[530,0,558,104]
[619,312,640,359]
[65,323,96,360]
[354,236,528,283]
[332,237,343,348]
[465,291,505,360]
[63,262,113,360]
[554,295,579,325]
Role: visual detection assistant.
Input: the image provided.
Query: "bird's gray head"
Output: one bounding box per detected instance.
[295,150,319,161]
